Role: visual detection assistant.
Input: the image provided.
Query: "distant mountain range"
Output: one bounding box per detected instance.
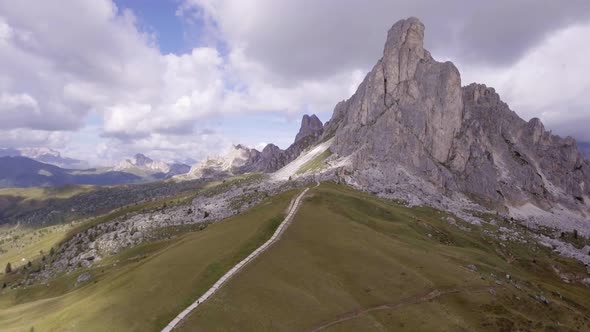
[0,156,141,188]
[0,150,192,188]
[114,153,190,179]
[0,148,88,169]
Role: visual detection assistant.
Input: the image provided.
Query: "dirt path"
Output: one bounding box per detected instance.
[310,286,492,331]
[161,186,311,332]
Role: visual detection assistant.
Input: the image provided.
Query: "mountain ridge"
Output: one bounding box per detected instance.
[114,153,190,178]
[312,17,589,221]
[0,156,142,188]
[0,147,88,169]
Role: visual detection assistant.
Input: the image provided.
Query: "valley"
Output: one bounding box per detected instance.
[1,183,589,331]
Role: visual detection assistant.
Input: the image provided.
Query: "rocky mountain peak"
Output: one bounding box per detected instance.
[261,143,282,155]
[114,153,190,178]
[326,17,462,167]
[319,17,590,222]
[463,83,502,106]
[526,118,545,144]
[235,114,326,174]
[295,114,323,142]
[133,153,153,167]
[383,17,429,86]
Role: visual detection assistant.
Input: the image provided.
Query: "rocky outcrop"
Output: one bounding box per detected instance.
[30,174,312,281]
[449,84,590,212]
[295,114,323,142]
[167,163,191,177]
[239,114,325,173]
[133,153,154,167]
[239,144,287,173]
[114,153,190,178]
[184,145,259,179]
[321,17,590,217]
[115,153,169,173]
[184,113,325,179]
[579,142,590,160]
[324,18,462,191]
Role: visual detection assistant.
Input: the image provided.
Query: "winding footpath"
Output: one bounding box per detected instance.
[309,286,494,331]
[161,186,312,332]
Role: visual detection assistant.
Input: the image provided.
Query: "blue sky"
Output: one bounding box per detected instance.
[115,0,188,54]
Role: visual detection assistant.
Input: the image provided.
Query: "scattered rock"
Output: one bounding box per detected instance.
[75,272,91,287]
[535,294,550,305]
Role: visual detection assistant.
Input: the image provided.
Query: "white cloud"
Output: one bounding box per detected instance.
[0,92,40,128]
[94,131,229,166]
[100,47,226,138]
[0,0,234,162]
[222,48,361,116]
[180,0,590,77]
[0,128,69,148]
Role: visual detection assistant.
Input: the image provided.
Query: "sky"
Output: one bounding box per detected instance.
[0,0,589,166]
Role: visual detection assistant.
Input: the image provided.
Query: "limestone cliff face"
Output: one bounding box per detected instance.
[322,17,590,213]
[451,84,590,211]
[239,144,286,173]
[324,17,463,190]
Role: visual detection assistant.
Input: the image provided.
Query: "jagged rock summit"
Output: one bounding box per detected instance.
[239,114,325,173]
[184,144,259,179]
[180,114,326,179]
[295,114,323,142]
[320,17,589,224]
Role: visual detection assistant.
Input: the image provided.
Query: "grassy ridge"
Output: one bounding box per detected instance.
[0,225,70,270]
[178,182,590,331]
[0,185,95,201]
[0,189,300,332]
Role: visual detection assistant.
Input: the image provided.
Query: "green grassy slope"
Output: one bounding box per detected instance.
[0,225,70,270]
[296,149,332,175]
[178,182,590,331]
[0,189,300,332]
[0,185,95,200]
